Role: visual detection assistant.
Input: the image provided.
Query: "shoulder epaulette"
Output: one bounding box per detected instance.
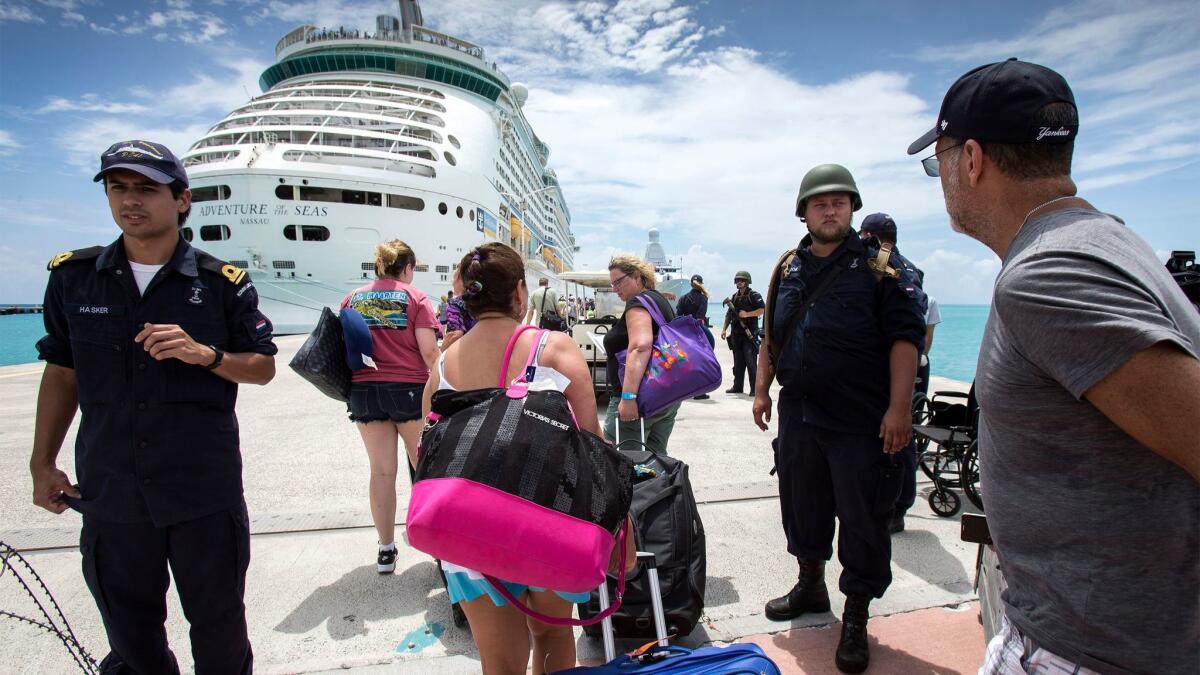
[196,251,248,285]
[47,246,104,270]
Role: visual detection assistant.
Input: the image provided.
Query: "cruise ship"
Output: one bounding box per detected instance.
[179,0,577,333]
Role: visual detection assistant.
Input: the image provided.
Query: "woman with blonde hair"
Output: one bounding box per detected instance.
[341,239,440,573]
[602,254,681,453]
[422,242,628,673]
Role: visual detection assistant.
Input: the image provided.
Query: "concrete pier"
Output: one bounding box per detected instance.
[0,336,982,673]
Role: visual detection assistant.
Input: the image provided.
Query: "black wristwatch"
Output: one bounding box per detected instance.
[204,345,225,370]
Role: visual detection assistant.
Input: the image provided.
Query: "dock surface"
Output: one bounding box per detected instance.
[0,336,983,673]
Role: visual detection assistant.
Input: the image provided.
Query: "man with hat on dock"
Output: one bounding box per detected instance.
[753,163,926,673]
[720,270,765,395]
[909,57,1199,674]
[29,140,277,674]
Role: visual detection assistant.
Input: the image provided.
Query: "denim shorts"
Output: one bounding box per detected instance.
[347,382,424,423]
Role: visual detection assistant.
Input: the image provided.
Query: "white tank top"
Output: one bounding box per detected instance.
[436,330,571,394]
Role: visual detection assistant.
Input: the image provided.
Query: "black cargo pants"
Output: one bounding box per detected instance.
[775,399,903,598]
[80,504,253,675]
[729,332,759,393]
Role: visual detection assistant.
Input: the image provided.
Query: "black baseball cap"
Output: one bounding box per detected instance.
[907,58,1077,155]
[93,140,189,186]
[860,213,897,236]
[690,274,703,284]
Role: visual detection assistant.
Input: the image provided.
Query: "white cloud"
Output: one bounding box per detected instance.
[0,4,44,22]
[86,2,228,43]
[0,130,20,156]
[914,249,1002,305]
[38,94,149,114]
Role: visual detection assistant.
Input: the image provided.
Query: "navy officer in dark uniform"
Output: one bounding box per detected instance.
[752,164,925,674]
[720,271,765,395]
[29,140,277,674]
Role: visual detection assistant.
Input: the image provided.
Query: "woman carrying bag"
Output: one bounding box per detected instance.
[602,254,681,454]
[421,243,633,674]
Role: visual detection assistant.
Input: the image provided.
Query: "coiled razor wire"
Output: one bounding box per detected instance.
[0,541,98,674]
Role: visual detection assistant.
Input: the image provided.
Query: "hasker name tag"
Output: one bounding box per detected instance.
[68,304,127,317]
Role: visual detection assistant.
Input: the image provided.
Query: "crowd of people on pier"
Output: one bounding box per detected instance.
[26,58,1198,675]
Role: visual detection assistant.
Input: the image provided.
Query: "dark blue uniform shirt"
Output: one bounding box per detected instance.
[675,289,709,322]
[772,234,925,433]
[36,235,277,526]
[730,288,766,334]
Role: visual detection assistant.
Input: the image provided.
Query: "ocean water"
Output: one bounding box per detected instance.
[1,305,992,382]
[0,313,45,367]
[705,303,989,385]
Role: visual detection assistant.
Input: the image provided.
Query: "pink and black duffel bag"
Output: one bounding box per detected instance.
[408,327,634,622]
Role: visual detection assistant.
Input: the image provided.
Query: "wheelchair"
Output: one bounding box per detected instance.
[910,385,982,517]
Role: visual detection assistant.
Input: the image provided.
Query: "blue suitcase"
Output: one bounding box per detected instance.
[553,552,780,674]
[552,643,781,674]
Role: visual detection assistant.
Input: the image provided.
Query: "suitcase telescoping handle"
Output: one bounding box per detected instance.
[613,416,650,453]
[598,551,669,663]
[482,519,629,627]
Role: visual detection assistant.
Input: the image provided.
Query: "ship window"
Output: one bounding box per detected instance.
[272,260,296,269]
[283,225,330,241]
[275,185,295,200]
[438,202,448,215]
[191,185,232,202]
[469,209,475,221]
[342,190,365,205]
[435,265,450,273]
[414,264,429,272]
[299,186,342,202]
[361,262,376,271]
[456,206,464,218]
[387,194,424,210]
[367,192,383,207]
[448,135,460,149]
[200,225,231,241]
[444,151,457,166]
[180,227,194,242]
[230,260,249,269]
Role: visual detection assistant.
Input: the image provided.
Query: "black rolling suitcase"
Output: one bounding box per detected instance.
[578,421,706,639]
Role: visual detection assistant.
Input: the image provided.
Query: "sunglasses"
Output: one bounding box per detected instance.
[610,273,630,289]
[920,142,965,177]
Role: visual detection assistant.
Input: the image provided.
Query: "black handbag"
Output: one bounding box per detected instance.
[289,307,352,401]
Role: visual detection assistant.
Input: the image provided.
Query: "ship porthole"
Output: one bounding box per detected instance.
[456,206,464,218]
[444,151,457,166]
[438,202,448,215]
[448,135,461,149]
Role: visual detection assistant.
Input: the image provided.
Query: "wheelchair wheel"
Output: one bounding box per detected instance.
[961,440,984,511]
[929,488,961,517]
[911,393,933,452]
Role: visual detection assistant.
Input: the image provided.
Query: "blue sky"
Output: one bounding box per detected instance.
[1,0,1197,304]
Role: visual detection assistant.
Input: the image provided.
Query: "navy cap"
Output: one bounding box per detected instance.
[93,140,189,186]
[860,213,897,236]
[691,274,704,284]
[907,58,1077,155]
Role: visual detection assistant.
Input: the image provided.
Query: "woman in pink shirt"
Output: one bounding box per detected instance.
[341,240,440,573]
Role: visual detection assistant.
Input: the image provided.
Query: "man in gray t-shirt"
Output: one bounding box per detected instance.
[909,59,1199,675]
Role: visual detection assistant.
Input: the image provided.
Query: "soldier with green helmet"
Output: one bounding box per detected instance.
[753,163,926,673]
[720,269,765,395]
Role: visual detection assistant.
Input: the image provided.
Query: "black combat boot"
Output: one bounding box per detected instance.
[835,593,872,673]
[764,559,830,621]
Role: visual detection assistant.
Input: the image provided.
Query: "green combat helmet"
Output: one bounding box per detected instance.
[734,270,752,283]
[795,163,863,217]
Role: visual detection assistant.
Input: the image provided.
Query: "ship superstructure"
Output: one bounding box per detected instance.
[180,0,577,332]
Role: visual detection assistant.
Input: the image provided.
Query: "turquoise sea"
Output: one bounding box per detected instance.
[0,305,991,383]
